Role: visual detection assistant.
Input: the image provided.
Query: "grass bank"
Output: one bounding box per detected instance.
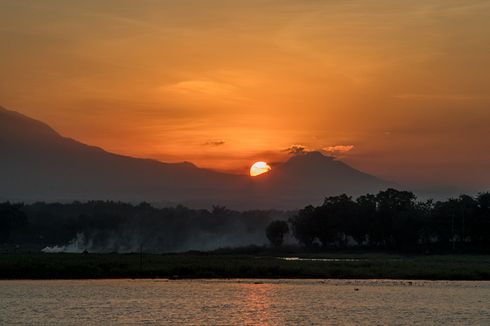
[1,252,489,280]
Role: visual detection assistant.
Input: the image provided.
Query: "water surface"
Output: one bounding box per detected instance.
[1,279,489,325]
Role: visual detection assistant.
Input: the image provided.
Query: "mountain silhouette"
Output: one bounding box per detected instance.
[0,106,393,208]
[247,151,392,208]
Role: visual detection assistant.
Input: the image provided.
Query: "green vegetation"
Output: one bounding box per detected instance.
[1,252,489,280]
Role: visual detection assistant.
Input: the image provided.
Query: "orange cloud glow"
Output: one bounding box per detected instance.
[1,1,490,186]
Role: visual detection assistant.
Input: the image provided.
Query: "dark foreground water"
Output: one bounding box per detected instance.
[1,279,489,325]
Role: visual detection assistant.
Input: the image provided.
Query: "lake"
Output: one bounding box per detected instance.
[1,279,489,325]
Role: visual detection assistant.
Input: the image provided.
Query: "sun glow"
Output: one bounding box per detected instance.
[250,161,271,177]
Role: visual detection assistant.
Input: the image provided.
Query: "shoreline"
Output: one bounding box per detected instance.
[1,278,489,283]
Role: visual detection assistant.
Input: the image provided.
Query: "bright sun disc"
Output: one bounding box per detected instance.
[250,161,271,176]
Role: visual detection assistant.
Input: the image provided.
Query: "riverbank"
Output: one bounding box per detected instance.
[1,252,489,280]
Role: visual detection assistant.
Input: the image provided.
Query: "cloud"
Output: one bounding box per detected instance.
[322,145,354,155]
[160,79,247,103]
[203,140,225,147]
[283,144,354,157]
[283,144,309,155]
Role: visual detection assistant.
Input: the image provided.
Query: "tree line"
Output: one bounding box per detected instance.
[266,188,490,253]
[1,188,490,253]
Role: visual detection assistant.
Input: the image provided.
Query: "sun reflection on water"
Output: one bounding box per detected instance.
[240,282,275,325]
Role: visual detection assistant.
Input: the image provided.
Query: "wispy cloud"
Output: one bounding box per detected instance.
[160,79,248,103]
[322,145,354,155]
[203,140,225,147]
[284,144,355,157]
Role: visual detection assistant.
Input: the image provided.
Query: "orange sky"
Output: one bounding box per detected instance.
[1,0,489,188]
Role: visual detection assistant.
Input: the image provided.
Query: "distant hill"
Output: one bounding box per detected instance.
[249,151,392,208]
[0,106,393,208]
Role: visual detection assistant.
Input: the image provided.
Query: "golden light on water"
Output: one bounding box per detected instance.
[250,162,272,177]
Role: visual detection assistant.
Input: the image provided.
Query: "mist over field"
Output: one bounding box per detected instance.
[3,201,292,253]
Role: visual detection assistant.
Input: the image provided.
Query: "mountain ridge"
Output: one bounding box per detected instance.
[0,106,394,208]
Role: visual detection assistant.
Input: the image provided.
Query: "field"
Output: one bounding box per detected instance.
[1,252,489,280]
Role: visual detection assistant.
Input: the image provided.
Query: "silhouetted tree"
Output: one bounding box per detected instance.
[316,194,356,247]
[472,193,490,250]
[265,220,289,247]
[289,205,317,247]
[356,194,377,246]
[0,203,28,243]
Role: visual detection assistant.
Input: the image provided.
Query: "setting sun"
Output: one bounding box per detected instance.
[250,161,272,177]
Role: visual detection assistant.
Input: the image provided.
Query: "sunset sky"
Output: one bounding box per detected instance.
[1,0,489,188]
